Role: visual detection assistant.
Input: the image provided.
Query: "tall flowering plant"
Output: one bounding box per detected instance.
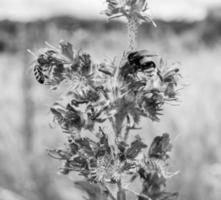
[30,1,182,199]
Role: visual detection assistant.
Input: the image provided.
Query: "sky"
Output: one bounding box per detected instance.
[0,0,221,21]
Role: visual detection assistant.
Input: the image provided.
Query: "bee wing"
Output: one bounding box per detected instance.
[26,49,38,74]
[135,50,158,58]
[44,41,60,52]
[25,60,37,76]
[139,57,155,65]
[27,49,38,58]
[163,68,179,78]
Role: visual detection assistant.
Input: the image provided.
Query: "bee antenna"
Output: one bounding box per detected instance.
[44,41,58,50]
[27,49,37,58]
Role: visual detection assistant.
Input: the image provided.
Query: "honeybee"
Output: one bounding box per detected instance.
[33,54,50,84]
[37,54,49,66]
[33,50,65,84]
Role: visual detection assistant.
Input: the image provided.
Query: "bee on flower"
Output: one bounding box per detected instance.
[30,0,182,198]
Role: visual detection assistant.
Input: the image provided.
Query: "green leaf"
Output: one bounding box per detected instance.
[126,136,147,159]
[75,181,108,200]
[131,0,147,11]
[148,133,172,160]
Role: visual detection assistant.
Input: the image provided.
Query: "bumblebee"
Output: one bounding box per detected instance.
[120,50,157,80]
[127,50,156,71]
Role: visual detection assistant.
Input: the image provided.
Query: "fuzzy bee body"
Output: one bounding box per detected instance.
[120,50,157,79]
[128,50,156,72]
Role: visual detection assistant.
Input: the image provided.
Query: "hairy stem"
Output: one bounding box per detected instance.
[127,16,138,51]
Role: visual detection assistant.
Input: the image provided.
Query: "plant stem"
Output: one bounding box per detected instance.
[117,180,126,200]
[127,16,138,52]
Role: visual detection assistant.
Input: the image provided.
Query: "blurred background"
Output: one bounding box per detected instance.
[0,0,221,200]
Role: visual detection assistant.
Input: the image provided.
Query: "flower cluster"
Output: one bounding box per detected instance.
[30,0,183,195]
[137,133,179,200]
[48,128,145,182]
[104,0,155,25]
[48,128,177,200]
[30,39,181,199]
[32,42,181,134]
[103,0,156,50]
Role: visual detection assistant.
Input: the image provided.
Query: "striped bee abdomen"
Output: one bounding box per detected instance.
[34,65,45,84]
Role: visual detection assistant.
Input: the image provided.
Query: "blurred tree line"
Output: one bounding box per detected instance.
[0,6,221,54]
